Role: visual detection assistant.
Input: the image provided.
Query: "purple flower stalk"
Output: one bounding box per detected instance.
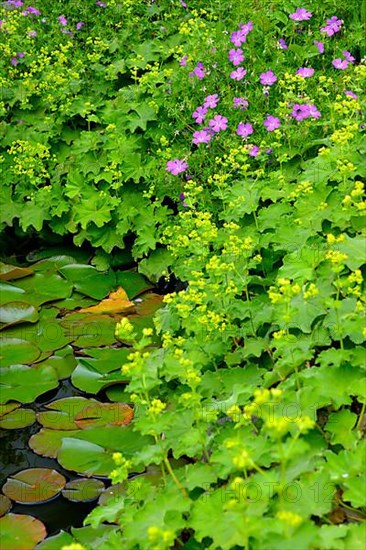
[166,159,188,175]
[179,55,188,66]
[296,67,314,77]
[260,70,277,86]
[233,97,249,110]
[264,115,281,131]
[289,8,312,21]
[313,40,324,53]
[236,122,253,138]
[25,6,41,15]
[189,62,205,80]
[230,67,247,81]
[58,15,67,26]
[208,115,228,132]
[76,22,84,30]
[278,38,288,50]
[192,129,212,144]
[342,51,355,63]
[204,94,219,109]
[228,48,244,66]
[332,58,349,70]
[192,106,208,124]
[7,0,23,7]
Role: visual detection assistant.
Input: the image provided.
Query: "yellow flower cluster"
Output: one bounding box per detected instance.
[8,140,50,185]
[147,526,175,550]
[232,449,254,469]
[197,309,227,333]
[303,283,318,300]
[61,544,86,550]
[330,123,358,145]
[342,181,365,211]
[115,317,135,340]
[276,510,303,527]
[148,398,166,416]
[325,250,348,265]
[268,278,301,304]
[288,180,313,201]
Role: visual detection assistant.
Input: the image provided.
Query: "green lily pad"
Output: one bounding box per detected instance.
[0,514,46,550]
[0,263,33,281]
[0,494,12,517]
[0,338,41,367]
[105,385,131,403]
[15,273,73,306]
[27,246,91,264]
[37,397,101,431]
[52,292,98,312]
[115,270,152,299]
[0,282,26,304]
[61,313,116,348]
[29,428,80,458]
[62,478,105,502]
[58,265,116,300]
[57,438,115,477]
[37,346,77,380]
[2,469,66,504]
[35,530,73,549]
[0,302,39,328]
[71,348,129,393]
[0,364,59,404]
[2,319,74,354]
[31,256,83,274]
[0,402,36,429]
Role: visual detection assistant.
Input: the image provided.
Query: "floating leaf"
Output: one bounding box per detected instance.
[0,494,12,517]
[27,246,91,264]
[34,530,73,549]
[62,478,105,502]
[78,286,135,315]
[0,282,26,304]
[2,319,73,354]
[2,468,66,504]
[57,438,115,477]
[31,256,83,274]
[74,402,133,429]
[37,397,101,431]
[0,263,33,281]
[29,428,80,458]
[71,347,129,393]
[15,273,73,306]
[0,302,39,328]
[52,292,97,312]
[60,313,116,348]
[115,270,152,299]
[0,402,35,429]
[58,265,116,300]
[0,364,59,404]
[0,514,46,549]
[0,338,41,367]
[37,346,77,380]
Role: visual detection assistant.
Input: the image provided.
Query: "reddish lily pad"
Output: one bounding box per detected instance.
[37,397,101,431]
[29,428,80,458]
[0,338,41,367]
[0,263,33,281]
[0,402,36,429]
[0,513,46,549]
[62,478,105,502]
[0,302,39,328]
[2,468,66,504]
[0,494,12,517]
[74,402,133,429]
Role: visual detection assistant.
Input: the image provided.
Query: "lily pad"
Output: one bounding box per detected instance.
[105,385,131,403]
[0,402,36,429]
[0,513,46,549]
[35,530,73,549]
[27,246,91,264]
[78,286,135,315]
[31,256,83,274]
[71,348,130,393]
[2,318,74,354]
[0,302,39,328]
[37,346,77,380]
[0,282,26,304]
[2,468,66,504]
[52,292,98,312]
[57,438,115,477]
[58,265,116,300]
[61,313,116,348]
[37,397,101,431]
[0,338,41,367]
[116,270,152,298]
[15,273,73,306]
[62,478,105,502]
[74,402,133,429]
[0,494,12,517]
[29,428,80,458]
[0,364,59,404]
[0,263,33,281]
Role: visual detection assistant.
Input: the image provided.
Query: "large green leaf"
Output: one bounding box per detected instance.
[115,271,152,298]
[2,319,74,353]
[71,347,129,393]
[60,313,117,347]
[58,264,116,300]
[0,514,46,550]
[0,263,33,281]
[0,282,26,304]
[0,364,59,404]
[0,302,39,328]
[57,438,115,477]
[62,478,105,502]
[0,338,41,367]
[0,402,36,429]
[15,273,73,306]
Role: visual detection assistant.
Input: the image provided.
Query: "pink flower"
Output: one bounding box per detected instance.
[192,130,211,144]
[278,39,288,50]
[233,97,249,110]
[321,16,343,36]
[10,57,18,66]
[345,90,358,99]
[179,55,188,66]
[289,8,312,21]
[230,67,247,81]
[166,159,187,175]
[204,94,219,109]
[228,48,244,66]
[27,30,37,37]
[230,30,247,47]
[208,115,228,132]
[260,70,277,86]
[76,22,84,30]
[24,6,41,15]
[248,145,260,157]
[307,104,321,119]
[95,1,107,6]
[192,106,208,124]
[342,51,355,63]
[332,58,349,70]
[58,15,68,26]
[313,40,324,53]
[264,115,281,131]
[296,67,314,77]
[236,122,253,138]
[239,21,254,34]
[189,62,205,80]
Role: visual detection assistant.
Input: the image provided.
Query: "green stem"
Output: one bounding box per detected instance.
[164,457,189,498]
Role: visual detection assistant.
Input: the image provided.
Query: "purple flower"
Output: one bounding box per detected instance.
[239,21,254,34]
[342,51,355,63]
[289,8,312,21]
[291,103,320,121]
[230,67,247,81]
[179,55,188,66]
[230,30,247,47]
[321,16,343,36]
[266,148,273,154]
[179,193,188,208]
[95,1,107,6]
[17,52,25,58]
[264,115,281,132]
[27,30,37,37]
[76,22,84,30]
[313,40,324,53]
[166,159,188,175]
[58,15,68,26]
[10,57,18,66]
[345,90,358,99]
[296,67,314,77]
[236,122,253,138]
[307,104,321,119]
[209,115,228,132]
[204,94,219,109]
[260,70,277,86]
[192,129,212,144]
[7,0,23,7]
[233,97,249,110]
[180,0,187,7]
[248,145,260,157]
[25,6,41,15]
[192,105,208,124]
[332,58,349,70]
[189,62,205,80]
[228,48,244,66]
[278,38,288,50]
